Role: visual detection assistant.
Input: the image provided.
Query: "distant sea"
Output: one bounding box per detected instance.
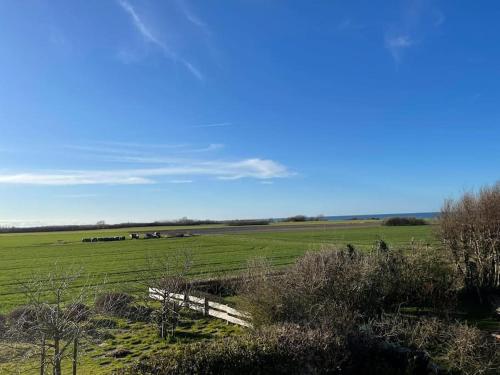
[324,212,439,221]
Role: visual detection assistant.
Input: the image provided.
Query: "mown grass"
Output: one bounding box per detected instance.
[0,223,436,313]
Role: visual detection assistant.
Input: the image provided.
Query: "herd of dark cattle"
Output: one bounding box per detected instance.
[81,232,162,242]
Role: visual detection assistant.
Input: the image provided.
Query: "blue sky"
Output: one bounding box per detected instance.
[0,0,499,226]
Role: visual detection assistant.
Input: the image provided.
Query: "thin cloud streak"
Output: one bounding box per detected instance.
[191,122,232,128]
[175,0,208,31]
[117,0,172,56]
[168,179,193,184]
[65,143,223,160]
[0,158,293,186]
[117,0,203,80]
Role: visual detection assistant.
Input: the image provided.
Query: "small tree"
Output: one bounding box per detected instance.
[439,182,500,300]
[140,252,193,339]
[7,268,100,375]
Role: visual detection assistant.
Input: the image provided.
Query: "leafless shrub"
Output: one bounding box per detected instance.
[439,182,500,299]
[366,314,499,374]
[95,292,134,316]
[445,323,499,375]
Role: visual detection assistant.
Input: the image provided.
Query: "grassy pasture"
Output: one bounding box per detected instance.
[0,222,436,313]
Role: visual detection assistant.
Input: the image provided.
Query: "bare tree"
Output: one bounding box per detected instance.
[439,182,500,300]
[6,268,100,375]
[139,252,193,339]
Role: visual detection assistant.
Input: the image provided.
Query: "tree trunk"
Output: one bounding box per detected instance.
[40,335,45,375]
[53,335,61,375]
[72,338,78,375]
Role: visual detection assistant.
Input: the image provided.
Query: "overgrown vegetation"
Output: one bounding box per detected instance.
[126,238,497,374]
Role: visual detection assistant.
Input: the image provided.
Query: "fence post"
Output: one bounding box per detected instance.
[183,292,189,308]
[204,297,209,316]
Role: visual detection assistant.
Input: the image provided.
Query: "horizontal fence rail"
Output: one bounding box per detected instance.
[149,288,252,328]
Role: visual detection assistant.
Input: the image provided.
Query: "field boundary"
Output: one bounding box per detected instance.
[149,288,252,328]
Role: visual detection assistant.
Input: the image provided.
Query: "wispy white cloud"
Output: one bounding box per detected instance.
[385,35,414,62]
[0,158,292,186]
[175,0,208,31]
[179,144,223,153]
[117,0,171,55]
[0,172,154,186]
[384,0,444,64]
[168,179,193,184]
[95,141,188,149]
[117,0,203,80]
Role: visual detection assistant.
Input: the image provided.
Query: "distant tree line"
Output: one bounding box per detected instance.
[0,217,273,234]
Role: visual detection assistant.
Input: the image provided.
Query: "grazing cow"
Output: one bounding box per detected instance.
[130,233,140,239]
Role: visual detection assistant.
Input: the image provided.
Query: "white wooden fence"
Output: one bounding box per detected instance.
[149,288,252,328]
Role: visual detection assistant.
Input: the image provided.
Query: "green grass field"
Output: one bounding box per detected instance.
[0,223,436,313]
